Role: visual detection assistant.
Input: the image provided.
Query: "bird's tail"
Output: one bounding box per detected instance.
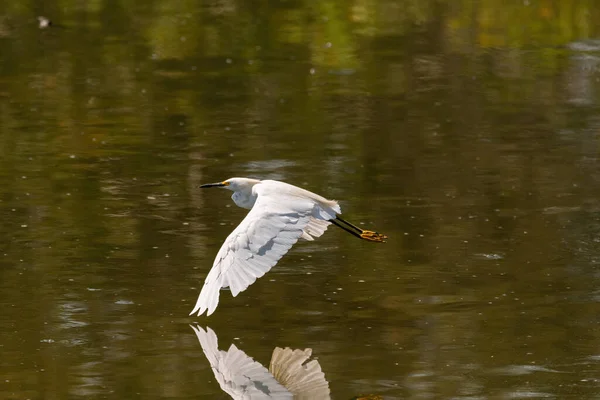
[190,269,223,316]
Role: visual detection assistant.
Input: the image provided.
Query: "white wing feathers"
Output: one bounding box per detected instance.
[191,183,340,316]
[300,217,331,241]
[192,325,291,399]
[270,347,331,400]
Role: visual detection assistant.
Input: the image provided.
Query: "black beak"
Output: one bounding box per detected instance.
[199,182,227,188]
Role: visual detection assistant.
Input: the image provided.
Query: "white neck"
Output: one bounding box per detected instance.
[231,190,257,209]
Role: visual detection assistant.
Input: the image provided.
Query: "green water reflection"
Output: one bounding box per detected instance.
[1,1,600,399]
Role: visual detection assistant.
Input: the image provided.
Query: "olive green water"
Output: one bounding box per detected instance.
[1,1,600,399]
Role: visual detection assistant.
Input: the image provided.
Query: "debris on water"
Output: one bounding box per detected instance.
[474,253,504,260]
[37,16,52,29]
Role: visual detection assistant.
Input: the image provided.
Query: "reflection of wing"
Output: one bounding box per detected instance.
[191,184,340,316]
[191,325,292,400]
[269,347,331,400]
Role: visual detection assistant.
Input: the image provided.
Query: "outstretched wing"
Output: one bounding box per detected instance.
[190,184,339,316]
[270,347,331,400]
[191,325,291,399]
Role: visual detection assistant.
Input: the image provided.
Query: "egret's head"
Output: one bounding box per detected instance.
[200,177,260,193]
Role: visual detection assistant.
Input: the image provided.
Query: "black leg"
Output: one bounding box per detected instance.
[332,217,387,242]
[331,218,363,239]
[336,216,365,233]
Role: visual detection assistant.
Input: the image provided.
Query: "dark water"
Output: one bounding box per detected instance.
[1,1,600,399]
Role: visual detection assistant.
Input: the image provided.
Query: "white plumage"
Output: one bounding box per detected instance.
[269,347,330,400]
[191,325,330,399]
[192,325,291,399]
[191,177,386,317]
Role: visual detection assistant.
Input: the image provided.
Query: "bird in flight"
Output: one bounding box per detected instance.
[190,177,387,316]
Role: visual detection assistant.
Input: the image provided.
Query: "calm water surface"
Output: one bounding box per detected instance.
[1,1,600,399]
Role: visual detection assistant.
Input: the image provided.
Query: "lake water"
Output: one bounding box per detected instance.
[1,1,599,399]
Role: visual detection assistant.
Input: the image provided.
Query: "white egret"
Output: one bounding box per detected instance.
[191,325,330,399]
[191,177,386,316]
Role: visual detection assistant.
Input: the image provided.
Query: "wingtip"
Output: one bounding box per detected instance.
[206,302,217,316]
[189,299,208,316]
[190,280,221,317]
[190,306,208,317]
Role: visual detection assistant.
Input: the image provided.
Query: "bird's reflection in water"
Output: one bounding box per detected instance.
[191,325,331,400]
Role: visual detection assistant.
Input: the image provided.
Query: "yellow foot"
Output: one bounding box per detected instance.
[360,230,388,242]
